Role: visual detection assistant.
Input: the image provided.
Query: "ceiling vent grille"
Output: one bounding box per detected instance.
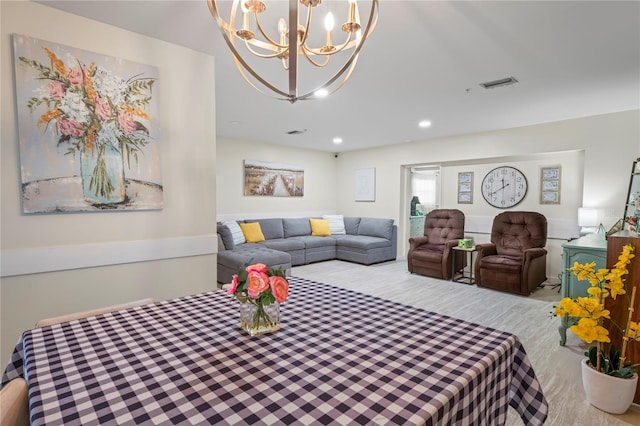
[479,76,518,89]
[286,129,307,135]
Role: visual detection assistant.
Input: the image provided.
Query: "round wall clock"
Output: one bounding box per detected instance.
[481,166,528,208]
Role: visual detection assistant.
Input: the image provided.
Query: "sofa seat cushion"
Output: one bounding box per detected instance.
[411,244,446,262]
[478,255,522,273]
[259,238,306,252]
[334,235,391,249]
[290,235,337,249]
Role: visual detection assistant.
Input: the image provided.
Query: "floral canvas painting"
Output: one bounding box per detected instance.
[13,34,162,213]
[244,160,304,197]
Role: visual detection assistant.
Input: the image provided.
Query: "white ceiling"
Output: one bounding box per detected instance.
[37,0,640,153]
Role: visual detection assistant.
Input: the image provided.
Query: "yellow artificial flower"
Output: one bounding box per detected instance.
[555,298,584,317]
[576,297,610,319]
[570,261,596,281]
[570,318,610,344]
[628,322,640,340]
[605,276,626,299]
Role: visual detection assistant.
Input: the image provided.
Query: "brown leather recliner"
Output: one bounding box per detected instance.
[408,209,465,280]
[475,211,548,296]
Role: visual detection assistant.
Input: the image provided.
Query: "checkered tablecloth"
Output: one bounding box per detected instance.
[2,277,547,425]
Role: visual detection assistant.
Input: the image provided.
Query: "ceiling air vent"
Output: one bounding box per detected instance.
[479,76,518,89]
[286,129,307,135]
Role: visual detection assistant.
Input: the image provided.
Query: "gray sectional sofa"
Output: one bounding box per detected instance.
[217,216,397,283]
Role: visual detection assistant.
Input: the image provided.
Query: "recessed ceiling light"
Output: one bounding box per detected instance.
[419,120,432,128]
[229,120,240,125]
[333,137,343,144]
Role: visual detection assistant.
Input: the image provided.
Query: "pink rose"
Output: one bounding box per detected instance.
[245,263,269,274]
[270,276,289,303]
[47,81,65,100]
[246,271,270,299]
[94,96,111,121]
[67,67,84,86]
[227,275,239,295]
[118,109,136,135]
[57,118,83,137]
[117,109,137,135]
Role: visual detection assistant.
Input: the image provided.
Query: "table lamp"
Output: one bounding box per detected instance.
[578,208,599,236]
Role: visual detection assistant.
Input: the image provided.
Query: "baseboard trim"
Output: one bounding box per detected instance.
[1,235,218,277]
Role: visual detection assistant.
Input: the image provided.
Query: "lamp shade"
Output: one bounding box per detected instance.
[578,208,598,227]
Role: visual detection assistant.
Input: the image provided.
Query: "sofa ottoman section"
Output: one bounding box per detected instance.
[217,244,292,284]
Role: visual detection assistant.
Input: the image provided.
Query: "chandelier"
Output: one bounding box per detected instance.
[207,0,379,103]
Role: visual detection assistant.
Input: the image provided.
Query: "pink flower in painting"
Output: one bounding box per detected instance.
[246,271,270,299]
[227,275,239,295]
[57,118,84,137]
[117,109,137,135]
[94,96,111,121]
[270,276,289,303]
[67,67,84,86]
[46,81,65,100]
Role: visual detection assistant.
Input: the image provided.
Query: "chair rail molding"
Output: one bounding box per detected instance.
[1,235,218,277]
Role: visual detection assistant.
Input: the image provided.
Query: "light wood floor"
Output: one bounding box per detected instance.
[291,260,640,426]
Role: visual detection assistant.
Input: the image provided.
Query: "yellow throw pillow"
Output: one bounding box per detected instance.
[310,218,331,236]
[239,222,265,243]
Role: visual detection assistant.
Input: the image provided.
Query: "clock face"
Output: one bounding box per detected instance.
[481,166,528,208]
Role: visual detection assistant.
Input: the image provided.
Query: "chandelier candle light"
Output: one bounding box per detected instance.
[207,0,379,103]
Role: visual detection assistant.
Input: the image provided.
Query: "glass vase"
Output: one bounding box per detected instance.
[80,142,125,205]
[239,301,280,336]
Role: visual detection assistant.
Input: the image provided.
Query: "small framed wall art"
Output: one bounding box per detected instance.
[540,166,561,204]
[457,172,473,204]
[355,168,376,201]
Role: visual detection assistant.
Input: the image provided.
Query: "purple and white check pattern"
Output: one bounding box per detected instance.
[2,277,547,425]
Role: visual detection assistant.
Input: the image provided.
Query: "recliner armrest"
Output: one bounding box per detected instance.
[409,236,430,250]
[475,243,497,259]
[523,247,547,260]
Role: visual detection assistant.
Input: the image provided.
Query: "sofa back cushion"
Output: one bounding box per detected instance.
[246,218,284,240]
[343,217,361,235]
[357,217,394,240]
[283,218,311,238]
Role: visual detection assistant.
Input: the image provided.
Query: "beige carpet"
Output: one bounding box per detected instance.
[291,260,640,426]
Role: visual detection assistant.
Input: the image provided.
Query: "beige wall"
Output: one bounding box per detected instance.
[217,138,338,219]
[1,2,217,367]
